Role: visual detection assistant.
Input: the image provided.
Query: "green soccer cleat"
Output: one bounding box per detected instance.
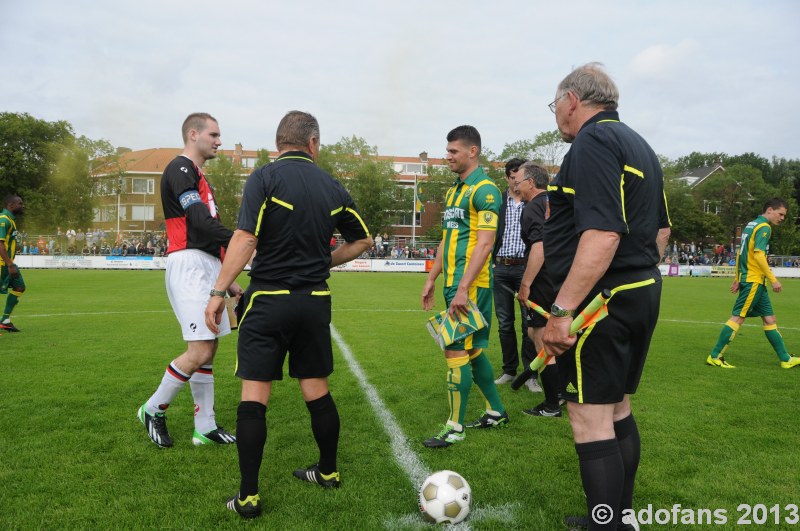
[465,410,509,429]
[780,356,800,369]
[423,424,465,448]
[226,493,262,519]
[292,464,341,488]
[706,355,735,368]
[192,427,236,446]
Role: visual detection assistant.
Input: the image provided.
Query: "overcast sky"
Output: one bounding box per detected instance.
[2,0,798,162]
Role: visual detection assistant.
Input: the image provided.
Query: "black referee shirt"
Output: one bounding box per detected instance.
[544,111,669,287]
[237,151,370,288]
[521,192,549,276]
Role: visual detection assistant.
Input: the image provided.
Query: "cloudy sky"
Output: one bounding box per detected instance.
[2,0,798,162]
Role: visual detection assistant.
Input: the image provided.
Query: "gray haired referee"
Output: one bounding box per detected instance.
[205,111,372,519]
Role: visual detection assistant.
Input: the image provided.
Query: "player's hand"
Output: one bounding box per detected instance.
[517,284,530,304]
[772,280,782,293]
[543,315,576,357]
[448,287,469,320]
[228,282,244,299]
[730,280,739,294]
[421,279,436,311]
[8,263,19,278]
[205,296,226,334]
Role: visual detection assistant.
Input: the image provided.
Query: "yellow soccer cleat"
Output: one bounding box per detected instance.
[780,356,800,369]
[707,355,736,368]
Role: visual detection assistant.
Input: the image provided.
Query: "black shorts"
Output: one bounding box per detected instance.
[527,270,556,328]
[236,284,333,381]
[556,268,662,404]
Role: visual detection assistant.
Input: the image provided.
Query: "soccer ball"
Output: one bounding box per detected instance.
[418,470,471,524]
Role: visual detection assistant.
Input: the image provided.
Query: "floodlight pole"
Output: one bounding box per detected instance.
[412,173,417,252]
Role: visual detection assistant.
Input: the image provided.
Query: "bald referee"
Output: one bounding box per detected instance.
[205,111,372,519]
[543,63,670,530]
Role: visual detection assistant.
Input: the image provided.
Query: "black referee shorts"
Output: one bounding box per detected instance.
[236,284,333,382]
[556,268,662,404]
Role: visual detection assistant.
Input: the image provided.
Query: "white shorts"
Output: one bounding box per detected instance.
[166,249,231,341]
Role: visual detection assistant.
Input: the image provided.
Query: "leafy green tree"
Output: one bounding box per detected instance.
[255,148,272,168]
[204,154,244,230]
[499,130,567,168]
[0,112,74,230]
[672,151,728,171]
[771,177,800,255]
[693,164,777,244]
[663,175,727,245]
[318,136,398,234]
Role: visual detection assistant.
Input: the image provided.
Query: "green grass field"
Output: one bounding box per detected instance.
[2,271,799,530]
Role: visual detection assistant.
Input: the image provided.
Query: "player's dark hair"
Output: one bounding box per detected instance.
[4,194,21,207]
[447,125,481,154]
[520,162,550,189]
[762,197,788,213]
[181,113,217,143]
[504,158,527,177]
[276,111,320,151]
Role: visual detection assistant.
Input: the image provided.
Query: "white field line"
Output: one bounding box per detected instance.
[22,310,800,334]
[330,324,431,487]
[331,324,518,530]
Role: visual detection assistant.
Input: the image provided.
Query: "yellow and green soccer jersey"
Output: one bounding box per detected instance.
[737,215,771,284]
[441,167,500,288]
[0,208,18,261]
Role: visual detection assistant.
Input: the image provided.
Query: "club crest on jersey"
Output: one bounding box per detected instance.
[483,212,493,224]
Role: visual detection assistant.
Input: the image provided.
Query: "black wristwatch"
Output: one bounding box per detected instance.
[209,288,226,297]
[550,303,574,318]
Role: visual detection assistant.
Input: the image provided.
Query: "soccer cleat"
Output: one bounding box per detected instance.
[525,378,543,393]
[137,405,173,448]
[780,356,800,369]
[192,427,236,446]
[523,402,562,417]
[494,373,514,384]
[0,321,20,332]
[226,493,262,519]
[423,424,466,448]
[706,355,735,368]
[292,464,341,488]
[465,410,509,429]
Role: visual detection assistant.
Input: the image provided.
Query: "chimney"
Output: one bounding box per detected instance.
[419,151,428,162]
[235,143,243,156]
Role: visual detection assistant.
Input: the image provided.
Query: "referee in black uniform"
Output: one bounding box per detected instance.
[542,63,670,530]
[205,111,372,519]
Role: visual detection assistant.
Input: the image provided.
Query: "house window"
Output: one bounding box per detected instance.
[131,205,155,221]
[132,178,155,194]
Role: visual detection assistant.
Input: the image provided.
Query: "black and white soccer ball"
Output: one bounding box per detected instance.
[418,470,471,524]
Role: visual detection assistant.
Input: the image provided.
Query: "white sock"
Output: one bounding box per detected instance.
[190,365,216,434]
[145,362,189,416]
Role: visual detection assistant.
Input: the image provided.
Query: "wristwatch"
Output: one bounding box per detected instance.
[550,303,574,318]
[209,288,227,297]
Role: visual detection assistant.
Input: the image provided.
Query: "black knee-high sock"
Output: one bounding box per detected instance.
[237,401,267,498]
[306,393,340,475]
[540,365,561,408]
[614,414,640,516]
[575,439,624,531]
